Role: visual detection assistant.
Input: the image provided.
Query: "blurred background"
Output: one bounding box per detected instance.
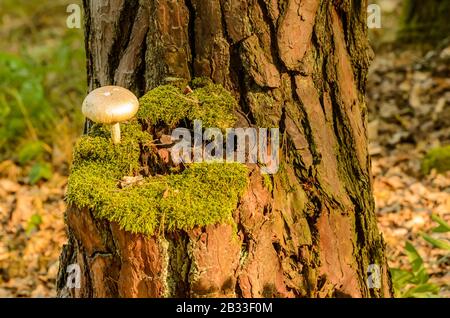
[0,0,84,297]
[0,0,449,297]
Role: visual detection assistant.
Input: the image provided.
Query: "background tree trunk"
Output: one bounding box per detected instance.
[399,0,450,44]
[57,0,392,298]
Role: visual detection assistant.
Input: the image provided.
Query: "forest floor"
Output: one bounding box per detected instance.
[0,45,449,298]
[368,43,450,297]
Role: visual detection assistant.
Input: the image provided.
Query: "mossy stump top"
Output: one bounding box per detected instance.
[67,81,249,235]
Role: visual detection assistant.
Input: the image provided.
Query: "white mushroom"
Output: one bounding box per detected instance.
[82,86,139,144]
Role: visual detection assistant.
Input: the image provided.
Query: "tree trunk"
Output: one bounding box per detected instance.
[57,0,392,298]
[399,0,450,44]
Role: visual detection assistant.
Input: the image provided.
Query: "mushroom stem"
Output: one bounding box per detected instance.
[111,123,121,144]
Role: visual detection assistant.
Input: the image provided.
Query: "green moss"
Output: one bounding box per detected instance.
[67,89,248,235]
[72,122,149,176]
[160,163,248,231]
[67,160,248,235]
[190,77,213,89]
[247,92,280,127]
[262,174,273,193]
[422,146,450,174]
[189,83,237,129]
[138,80,237,130]
[137,85,192,128]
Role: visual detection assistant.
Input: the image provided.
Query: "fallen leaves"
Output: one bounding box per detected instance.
[369,43,450,297]
[0,172,67,297]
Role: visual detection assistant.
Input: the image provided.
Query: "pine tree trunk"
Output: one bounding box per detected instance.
[399,0,450,44]
[57,0,392,298]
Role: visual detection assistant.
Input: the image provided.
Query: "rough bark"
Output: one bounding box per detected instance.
[58,0,392,298]
[399,0,450,44]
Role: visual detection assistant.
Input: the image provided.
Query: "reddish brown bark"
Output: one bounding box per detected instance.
[58,0,392,298]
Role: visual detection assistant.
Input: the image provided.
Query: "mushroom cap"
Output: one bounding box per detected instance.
[82,86,139,124]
